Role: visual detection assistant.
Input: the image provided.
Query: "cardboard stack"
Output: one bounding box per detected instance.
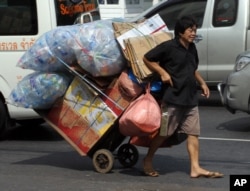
[124,31,172,80]
[113,14,172,81]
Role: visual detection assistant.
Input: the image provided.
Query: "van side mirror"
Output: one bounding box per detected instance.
[194,34,203,43]
[74,10,101,24]
[70,0,82,4]
[74,13,92,24]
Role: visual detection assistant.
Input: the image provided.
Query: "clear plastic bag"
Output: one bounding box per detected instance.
[8,72,72,109]
[17,20,126,76]
[74,20,126,76]
[17,26,79,72]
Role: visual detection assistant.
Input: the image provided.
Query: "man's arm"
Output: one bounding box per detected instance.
[195,70,210,98]
[143,56,173,87]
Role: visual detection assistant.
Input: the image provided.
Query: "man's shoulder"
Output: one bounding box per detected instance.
[162,38,177,47]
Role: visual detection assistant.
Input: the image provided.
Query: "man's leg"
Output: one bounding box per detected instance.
[143,134,167,175]
[187,135,223,178]
[186,135,207,177]
[143,106,177,176]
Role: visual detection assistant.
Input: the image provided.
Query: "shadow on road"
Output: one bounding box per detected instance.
[12,150,189,176]
[218,117,250,132]
[13,150,93,171]
[2,123,63,141]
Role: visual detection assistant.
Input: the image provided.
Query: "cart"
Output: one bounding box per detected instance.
[36,65,139,174]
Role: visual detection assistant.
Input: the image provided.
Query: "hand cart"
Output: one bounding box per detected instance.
[36,63,139,174]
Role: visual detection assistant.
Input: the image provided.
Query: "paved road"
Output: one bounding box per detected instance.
[0,94,250,191]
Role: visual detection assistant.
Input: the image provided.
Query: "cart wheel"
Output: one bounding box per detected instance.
[117,144,139,168]
[92,149,114,173]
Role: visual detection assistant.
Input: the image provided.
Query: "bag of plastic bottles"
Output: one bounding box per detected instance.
[74,19,126,77]
[17,20,126,76]
[8,72,72,109]
[17,25,78,72]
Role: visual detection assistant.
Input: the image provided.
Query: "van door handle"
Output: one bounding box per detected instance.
[194,34,203,43]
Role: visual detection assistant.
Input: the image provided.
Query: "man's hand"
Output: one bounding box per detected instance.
[161,72,173,87]
[143,56,174,87]
[200,84,210,98]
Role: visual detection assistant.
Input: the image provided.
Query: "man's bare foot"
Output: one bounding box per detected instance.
[143,158,159,177]
[190,167,224,178]
[191,171,224,178]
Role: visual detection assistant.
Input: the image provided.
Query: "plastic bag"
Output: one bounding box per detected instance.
[17,26,78,72]
[117,69,143,98]
[74,19,126,77]
[17,20,126,76]
[119,84,161,136]
[8,72,72,109]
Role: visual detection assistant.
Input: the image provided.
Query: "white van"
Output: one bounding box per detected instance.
[0,0,98,135]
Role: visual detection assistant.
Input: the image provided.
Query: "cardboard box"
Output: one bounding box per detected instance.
[64,77,117,134]
[115,14,169,50]
[44,77,117,155]
[101,78,134,116]
[47,99,100,154]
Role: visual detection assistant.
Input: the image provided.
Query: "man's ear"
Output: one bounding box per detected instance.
[178,32,183,37]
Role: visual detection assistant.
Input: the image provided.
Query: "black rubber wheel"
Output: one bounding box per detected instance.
[92,149,114,173]
[117,143,139,168]
[0,99,8,137]
[16,118,45,127]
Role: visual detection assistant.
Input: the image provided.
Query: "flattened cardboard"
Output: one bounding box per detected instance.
[125,31,172,80]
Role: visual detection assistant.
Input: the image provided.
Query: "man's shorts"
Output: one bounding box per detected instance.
[160,105,200,137]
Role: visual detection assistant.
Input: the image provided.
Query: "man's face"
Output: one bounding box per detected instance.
[179,26,197,43]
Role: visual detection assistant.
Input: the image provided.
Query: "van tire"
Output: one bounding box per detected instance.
[16,118,45,127]
[0,99,8,136]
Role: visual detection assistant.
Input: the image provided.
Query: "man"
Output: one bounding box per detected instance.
[142,16,223,178]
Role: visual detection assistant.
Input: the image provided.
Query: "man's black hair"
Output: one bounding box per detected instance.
[174,16,197,38]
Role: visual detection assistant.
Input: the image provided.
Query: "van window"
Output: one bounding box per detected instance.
[141,0,207,30]
[213,0,237,27]
[98,0,119,4]
[0,0,38,35]
[55,0,98,26]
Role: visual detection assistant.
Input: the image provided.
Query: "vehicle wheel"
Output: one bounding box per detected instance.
[0,99,8,136]
[92,149,114,173]
[117,143,139,168]
[16,118,45,127]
